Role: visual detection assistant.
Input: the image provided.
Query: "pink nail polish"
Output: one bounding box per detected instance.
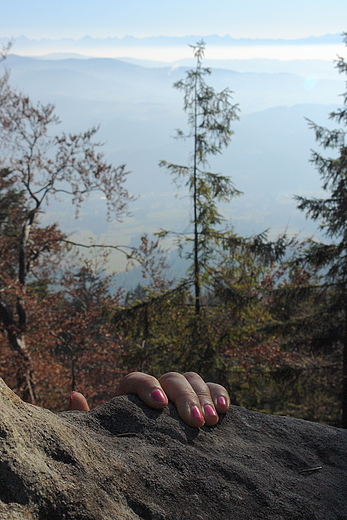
[152,389,167,403]
[191,406,204,422]
[204,404,217,417]
[217,396,227,407]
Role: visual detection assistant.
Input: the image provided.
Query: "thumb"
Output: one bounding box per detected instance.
[68,391,90,411]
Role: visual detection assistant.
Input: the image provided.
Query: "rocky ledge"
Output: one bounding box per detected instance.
[0,377,347,519]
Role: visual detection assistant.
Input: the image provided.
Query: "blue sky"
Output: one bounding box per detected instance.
[2,0,347,40]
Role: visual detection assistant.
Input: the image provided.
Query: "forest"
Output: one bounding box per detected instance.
[1,35,347,428]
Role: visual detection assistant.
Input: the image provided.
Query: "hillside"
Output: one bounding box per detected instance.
[2,52,344,278]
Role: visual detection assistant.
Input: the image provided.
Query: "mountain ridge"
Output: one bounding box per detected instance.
[1,33,343,46]
[0,52,343,282]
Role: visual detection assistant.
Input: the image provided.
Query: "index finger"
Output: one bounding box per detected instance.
[159,372,206,427]
[117,371,168,408]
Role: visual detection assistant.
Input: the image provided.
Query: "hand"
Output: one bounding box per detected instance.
[68,371,230,428]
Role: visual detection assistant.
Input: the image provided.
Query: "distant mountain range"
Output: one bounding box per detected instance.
[1,50,345,286]
[1,34,343,47]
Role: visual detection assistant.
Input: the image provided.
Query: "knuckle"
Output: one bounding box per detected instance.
[183,371,204,383]
[119,372,158,388]
[197,389,212,398]
[159,371,183,382]
[183,371,199,378]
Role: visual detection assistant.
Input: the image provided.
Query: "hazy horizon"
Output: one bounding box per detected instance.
[2,50,343,281]
[3,33,347,63]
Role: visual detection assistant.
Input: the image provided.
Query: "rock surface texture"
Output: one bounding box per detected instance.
[0,378,347,519]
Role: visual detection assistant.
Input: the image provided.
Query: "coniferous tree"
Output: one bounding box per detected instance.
[295,32,347,427]
[159,40,240,314]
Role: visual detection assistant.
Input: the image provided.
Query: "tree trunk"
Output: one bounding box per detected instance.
[193,72,200,315]
[342,302,347,428]
[0,215,37,403]
[1,307,36,403]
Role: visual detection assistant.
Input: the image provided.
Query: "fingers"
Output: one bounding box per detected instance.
[184,372,230,425]
[159,372,230,428]
[118,371,230,428]
[117,372,168,409]
[66,373,230,430]
[206,382,230,414]
[159,372,206,427]
[68,391,90,412]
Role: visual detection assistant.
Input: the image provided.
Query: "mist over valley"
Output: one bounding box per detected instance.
[2,40,345,285]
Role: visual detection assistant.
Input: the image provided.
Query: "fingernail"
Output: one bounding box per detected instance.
[217,396,227,407]
[152,389,167,403]
[191,406,204,422]
[204,404,217,417]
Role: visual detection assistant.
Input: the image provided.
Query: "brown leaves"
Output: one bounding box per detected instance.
[0,68,134,407]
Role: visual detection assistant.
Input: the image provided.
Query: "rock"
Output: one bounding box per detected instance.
[0,377,347,519]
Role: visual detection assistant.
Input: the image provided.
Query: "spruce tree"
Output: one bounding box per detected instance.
[159,40,240,314]
[295,32,347,427]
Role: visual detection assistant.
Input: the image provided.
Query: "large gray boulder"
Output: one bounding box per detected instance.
[0,377,347,520]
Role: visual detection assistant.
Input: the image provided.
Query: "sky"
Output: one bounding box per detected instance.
[1,0,347,40]
[2,0,347,266]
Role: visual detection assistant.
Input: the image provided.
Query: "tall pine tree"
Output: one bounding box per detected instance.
[295,32,347,428]
[159,41,240,314]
